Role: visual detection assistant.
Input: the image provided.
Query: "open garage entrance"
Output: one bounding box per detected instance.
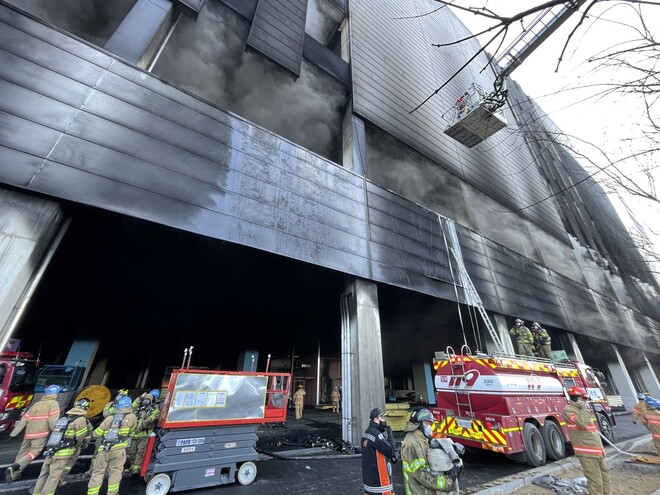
[10,200,472,407]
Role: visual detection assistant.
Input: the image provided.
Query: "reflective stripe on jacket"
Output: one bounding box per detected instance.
[562,402,605,457]
[10,394,60,440]
[94,407,137,451]
[401,427,451,494]
[361,420,395,494]
[53,408,91,458]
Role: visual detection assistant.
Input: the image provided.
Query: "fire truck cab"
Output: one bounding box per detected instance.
[0,351,40,432]
[430,349,616,467]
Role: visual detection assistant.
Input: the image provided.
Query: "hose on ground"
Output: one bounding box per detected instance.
[256,447,361,460]
[598,431,637,456]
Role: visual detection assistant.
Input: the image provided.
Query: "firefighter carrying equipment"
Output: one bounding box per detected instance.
[100,413,127,451]
[43,416,77,457]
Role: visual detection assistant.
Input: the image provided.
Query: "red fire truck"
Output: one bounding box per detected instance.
[430,348,616,467]
[0,351,40,432]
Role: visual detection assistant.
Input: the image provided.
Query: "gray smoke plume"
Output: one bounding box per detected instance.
[152,1,347,161]
[6,0,136,46]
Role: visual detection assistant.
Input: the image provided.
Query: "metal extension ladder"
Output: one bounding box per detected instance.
[441,218,506,353]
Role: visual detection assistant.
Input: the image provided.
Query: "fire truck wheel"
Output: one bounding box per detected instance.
[145,473,171,495]
[598,414,614,442]
[236,461,257,485]
[523,423,546,467]
[541,421,566,461]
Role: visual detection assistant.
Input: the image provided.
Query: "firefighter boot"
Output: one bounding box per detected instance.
[5,463,20,482]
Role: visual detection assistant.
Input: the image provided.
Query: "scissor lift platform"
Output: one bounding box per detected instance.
[142,369,290,494]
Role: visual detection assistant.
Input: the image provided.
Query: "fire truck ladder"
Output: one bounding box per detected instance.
[447,345,480,419]
[441,217,505,354]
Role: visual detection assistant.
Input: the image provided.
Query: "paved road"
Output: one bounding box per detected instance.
[0,410,645,495]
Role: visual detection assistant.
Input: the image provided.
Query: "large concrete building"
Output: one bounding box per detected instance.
[0,0,658,445]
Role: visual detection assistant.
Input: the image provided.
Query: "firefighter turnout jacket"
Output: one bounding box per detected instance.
[562,402,605,457]
[632,399,647,425]
[44,406,91,458]
[401,426,455,494]
[10,393,60,441]
[361,419,396,495]
[130,394,160,438]
[93,406,137,451]
[509,325,534,346]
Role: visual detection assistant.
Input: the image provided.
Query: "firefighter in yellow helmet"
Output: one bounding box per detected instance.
[509,319,534,356]
[562,387,611,495]
[33,398,93,495]
[331,386,341,414]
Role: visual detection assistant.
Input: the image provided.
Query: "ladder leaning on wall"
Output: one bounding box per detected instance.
[440,217,506,354]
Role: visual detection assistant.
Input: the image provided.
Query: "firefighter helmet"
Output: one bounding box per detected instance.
[567,386,588,398]
[75,398,91,410]
[531,322,540,329]
[118,388,129,396]
[514,318,523,326]
[45,384,62,395]
[637,393,647,400]
[410,407,434,424]
[149,389,160,399]
[116,396,132,409]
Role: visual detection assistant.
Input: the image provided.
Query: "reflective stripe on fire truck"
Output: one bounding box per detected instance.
[436,417,507,446]
[556,369,579,377]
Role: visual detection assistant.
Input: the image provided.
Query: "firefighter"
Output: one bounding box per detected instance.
[86,396,137,495]
[401,407,459,494]
[631,393,648,426]
[5,384,62,482]
[643,396,660,454]
[331,386,341,413]
[293,384,306,420]
[79,388,131,480]
[32,398,93,495]
[127,389,161,475]
[530,322,552,359]
[562,387,611,495]
[361,407,397,495]
[509,319,534,356]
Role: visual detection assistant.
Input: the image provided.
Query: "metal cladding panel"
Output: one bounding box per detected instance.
[0,3,370,279]
[302,33,349,85]
[247,0,307,79]
[349,0,568,242]
[483,238,567,327]
[220,0,258,20]
[552,273,610,339]
[454,227,503,314]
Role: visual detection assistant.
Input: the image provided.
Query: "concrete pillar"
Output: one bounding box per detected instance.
[608,344,638,411]
[341,102,367,175]
[0,189,65,349]
[492,314,515,355]
[566,333,586,364]
[340,278,384,445]
[104,0,175,69]
[639,354,660,397]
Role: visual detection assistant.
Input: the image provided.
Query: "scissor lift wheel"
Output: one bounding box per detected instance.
[146,473,172,495]
[237,462,257,485]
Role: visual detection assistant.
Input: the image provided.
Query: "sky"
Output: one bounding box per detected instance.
[449,0,660,278]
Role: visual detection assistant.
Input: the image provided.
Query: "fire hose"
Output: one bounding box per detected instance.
[598,431,637,456]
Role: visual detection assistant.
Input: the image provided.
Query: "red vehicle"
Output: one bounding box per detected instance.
[430,349,616,467]
[0,351,40,432]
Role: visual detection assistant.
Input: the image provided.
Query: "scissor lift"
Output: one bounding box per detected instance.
[141,369,290,494]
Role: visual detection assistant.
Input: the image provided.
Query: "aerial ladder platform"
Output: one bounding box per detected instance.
[445,0,587,147]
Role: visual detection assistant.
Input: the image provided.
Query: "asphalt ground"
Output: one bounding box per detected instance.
[0,409,650,495]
